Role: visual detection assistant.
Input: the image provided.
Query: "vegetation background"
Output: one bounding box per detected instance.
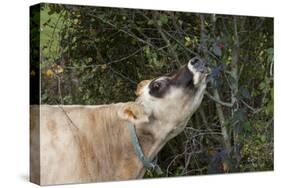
[31,3,274,177]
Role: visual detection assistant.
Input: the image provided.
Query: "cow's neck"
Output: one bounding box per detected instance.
[134,118,188,177]
[135,84,206,162]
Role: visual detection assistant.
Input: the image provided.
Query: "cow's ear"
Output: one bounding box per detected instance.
[135,80,151,96]
[118,102,149,124]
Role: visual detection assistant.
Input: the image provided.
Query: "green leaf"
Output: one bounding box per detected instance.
[159,14,168,25]
[147,20,154,25]
[240,86,251,99]
[259,82,266,90]
[242,121,251,133]
[260,135,266,143]
[47,9,55,15]
[184,36,192,46]
[266,101,273,116]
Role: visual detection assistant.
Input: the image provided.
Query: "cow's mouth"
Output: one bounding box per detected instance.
[188,57,210,74]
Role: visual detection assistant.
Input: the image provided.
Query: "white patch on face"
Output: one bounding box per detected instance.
[154,76,168,82]
[135,62,208,149]
[137,82,189,123]
[136,66,207,127]
[188,61,202,86]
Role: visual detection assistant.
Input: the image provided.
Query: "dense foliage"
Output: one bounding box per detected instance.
[34,3,274,177]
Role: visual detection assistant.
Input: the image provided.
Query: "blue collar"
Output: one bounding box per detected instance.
[127,122,162,174]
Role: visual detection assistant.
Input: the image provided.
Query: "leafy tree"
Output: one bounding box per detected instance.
[38,3,274,177]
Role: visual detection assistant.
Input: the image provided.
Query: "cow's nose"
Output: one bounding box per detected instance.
[189,57,209,74]
[190,57,202,66]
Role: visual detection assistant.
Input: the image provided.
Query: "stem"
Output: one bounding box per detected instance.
[213,89,232,150]
[205,91,234,107]
[154,12,180,65]
[199,15,232,150]
[231,17,242,168]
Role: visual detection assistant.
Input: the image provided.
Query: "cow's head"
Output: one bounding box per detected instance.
[135,57,209,125]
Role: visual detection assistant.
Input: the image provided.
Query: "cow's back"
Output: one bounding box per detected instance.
[30,104,139,185]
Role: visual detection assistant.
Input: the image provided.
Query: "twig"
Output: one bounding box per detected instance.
[184,153,192,171]
[57,105,93,178]
[48,11,63,58]
[90,14,155,49]
[153,13,180,65]
[108,48,143,64]
[240,19,264,45]
[109,67,137,85]
[270,61,274,77]
[240,99,261,113]
[183,167,208,175]
[205,91,234,107]
[163,30,200,57]
[54,74,64,104]
[166,153,183,176]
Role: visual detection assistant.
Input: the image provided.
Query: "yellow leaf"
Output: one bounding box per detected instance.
[54,65,64,74]
[46,69,54,77]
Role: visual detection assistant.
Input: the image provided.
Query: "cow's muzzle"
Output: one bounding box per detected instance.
[189,57,210,74]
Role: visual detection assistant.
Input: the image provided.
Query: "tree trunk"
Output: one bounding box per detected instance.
[231,16,241,167]
[199,15,232,151]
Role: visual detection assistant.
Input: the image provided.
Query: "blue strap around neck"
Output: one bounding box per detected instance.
[127,122,162,174]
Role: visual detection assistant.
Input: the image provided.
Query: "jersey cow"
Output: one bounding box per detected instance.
[30,57,209,185]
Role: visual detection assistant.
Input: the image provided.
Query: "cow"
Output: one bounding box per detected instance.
[30,57,209,185]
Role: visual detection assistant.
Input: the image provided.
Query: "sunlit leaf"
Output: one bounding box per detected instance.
[46,69,54,77]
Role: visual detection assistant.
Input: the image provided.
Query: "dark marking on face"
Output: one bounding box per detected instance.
[148,65,194,98]
[170,65,194,88]
[149,78,170,98]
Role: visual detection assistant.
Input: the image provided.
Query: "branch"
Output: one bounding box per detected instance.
[108,47,143,64]
[240,99,261,114]
[205,91,234,107]
[64,47,144,70]
[109,67,137,85]
[240,19,264,45]
[47,10,64,54]
[157,26,180,64]
[90,14,155,49]
[54,74,64,105]
[163,30,200,57]
[153,13,180,65]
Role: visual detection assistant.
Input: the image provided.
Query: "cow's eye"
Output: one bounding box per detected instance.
[152,82,161,90]
[149,79,169,98]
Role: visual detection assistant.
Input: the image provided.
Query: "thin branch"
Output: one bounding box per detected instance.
[54,74,64,104]
[240,19,264,45]
[108,47,143,64]
[48,11,64,58]
[270,61,274,77]
[137,10,188,58]
[90,14,155,49]
[154,14,180,65]
[163,30,200,57]
[64,47,144,70]
[109,67,137,85]
[184,153,192,172]
[205,91,234,107]
[240,99,261,113]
